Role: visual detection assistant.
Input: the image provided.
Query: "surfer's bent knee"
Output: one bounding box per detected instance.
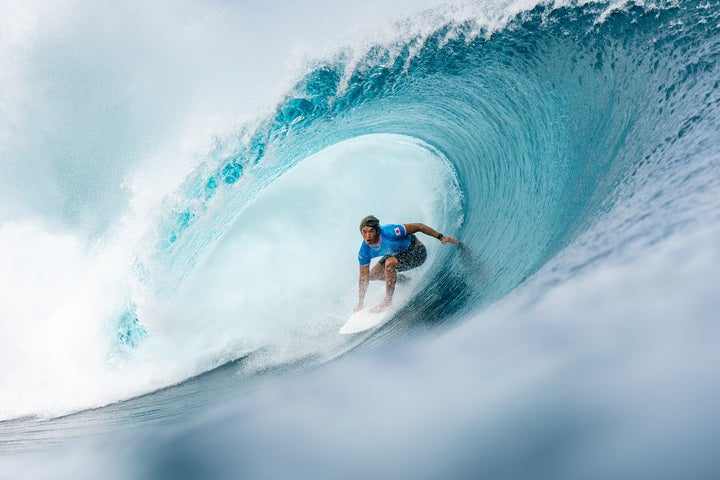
[384,256,399,269]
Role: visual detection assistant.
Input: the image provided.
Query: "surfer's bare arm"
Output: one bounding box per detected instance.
[356,265,370,311]
[404,223,458,244]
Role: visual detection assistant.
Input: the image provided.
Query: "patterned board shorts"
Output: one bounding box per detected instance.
[378,234,427,272]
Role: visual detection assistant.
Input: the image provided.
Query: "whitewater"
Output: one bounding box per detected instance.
[1,0,719,478]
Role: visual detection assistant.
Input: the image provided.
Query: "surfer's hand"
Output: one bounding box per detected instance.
[441,235,458,245]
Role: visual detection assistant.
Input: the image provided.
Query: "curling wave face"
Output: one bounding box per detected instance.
[1,0,719,428]
[154,0,719,334]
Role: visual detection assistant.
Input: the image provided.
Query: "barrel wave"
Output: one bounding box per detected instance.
[1,1,719,479]
[149,0,718,336]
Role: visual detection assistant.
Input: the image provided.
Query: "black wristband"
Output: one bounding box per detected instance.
[436,232,444,240]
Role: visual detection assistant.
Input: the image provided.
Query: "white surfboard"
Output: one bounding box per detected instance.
[339,308,395,335]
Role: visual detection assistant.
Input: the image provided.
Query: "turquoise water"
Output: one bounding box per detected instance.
[1,1,719,478]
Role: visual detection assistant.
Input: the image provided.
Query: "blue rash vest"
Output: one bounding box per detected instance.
[358,224,411,266]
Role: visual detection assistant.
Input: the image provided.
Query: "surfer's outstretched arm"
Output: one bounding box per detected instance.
[403,223,459,244]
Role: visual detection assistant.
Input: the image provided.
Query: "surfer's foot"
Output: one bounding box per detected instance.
[371,299,392,313]
[396,273,411,284]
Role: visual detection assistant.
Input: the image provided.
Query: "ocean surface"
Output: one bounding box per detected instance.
[1,0,719,478]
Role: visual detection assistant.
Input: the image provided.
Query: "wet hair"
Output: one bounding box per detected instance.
[359,215,380,231]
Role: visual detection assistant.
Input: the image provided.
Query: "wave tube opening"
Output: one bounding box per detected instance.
[149,133,463,373]
[0,134,462,422]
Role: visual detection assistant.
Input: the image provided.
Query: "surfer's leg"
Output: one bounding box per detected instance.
[368,256,399,312]
[369,260,386,281]
[369,256,399,312]
[382,256,399,305]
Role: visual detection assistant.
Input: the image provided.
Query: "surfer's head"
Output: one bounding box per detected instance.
[360,215,380,232]
[360,215,380,244]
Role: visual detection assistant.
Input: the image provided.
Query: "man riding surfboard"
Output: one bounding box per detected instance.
[356,215,458,312]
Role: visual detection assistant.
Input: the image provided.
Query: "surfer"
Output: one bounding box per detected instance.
[355,215,458,312]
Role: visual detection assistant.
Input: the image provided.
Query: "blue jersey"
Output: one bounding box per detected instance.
[358,224,412,266]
